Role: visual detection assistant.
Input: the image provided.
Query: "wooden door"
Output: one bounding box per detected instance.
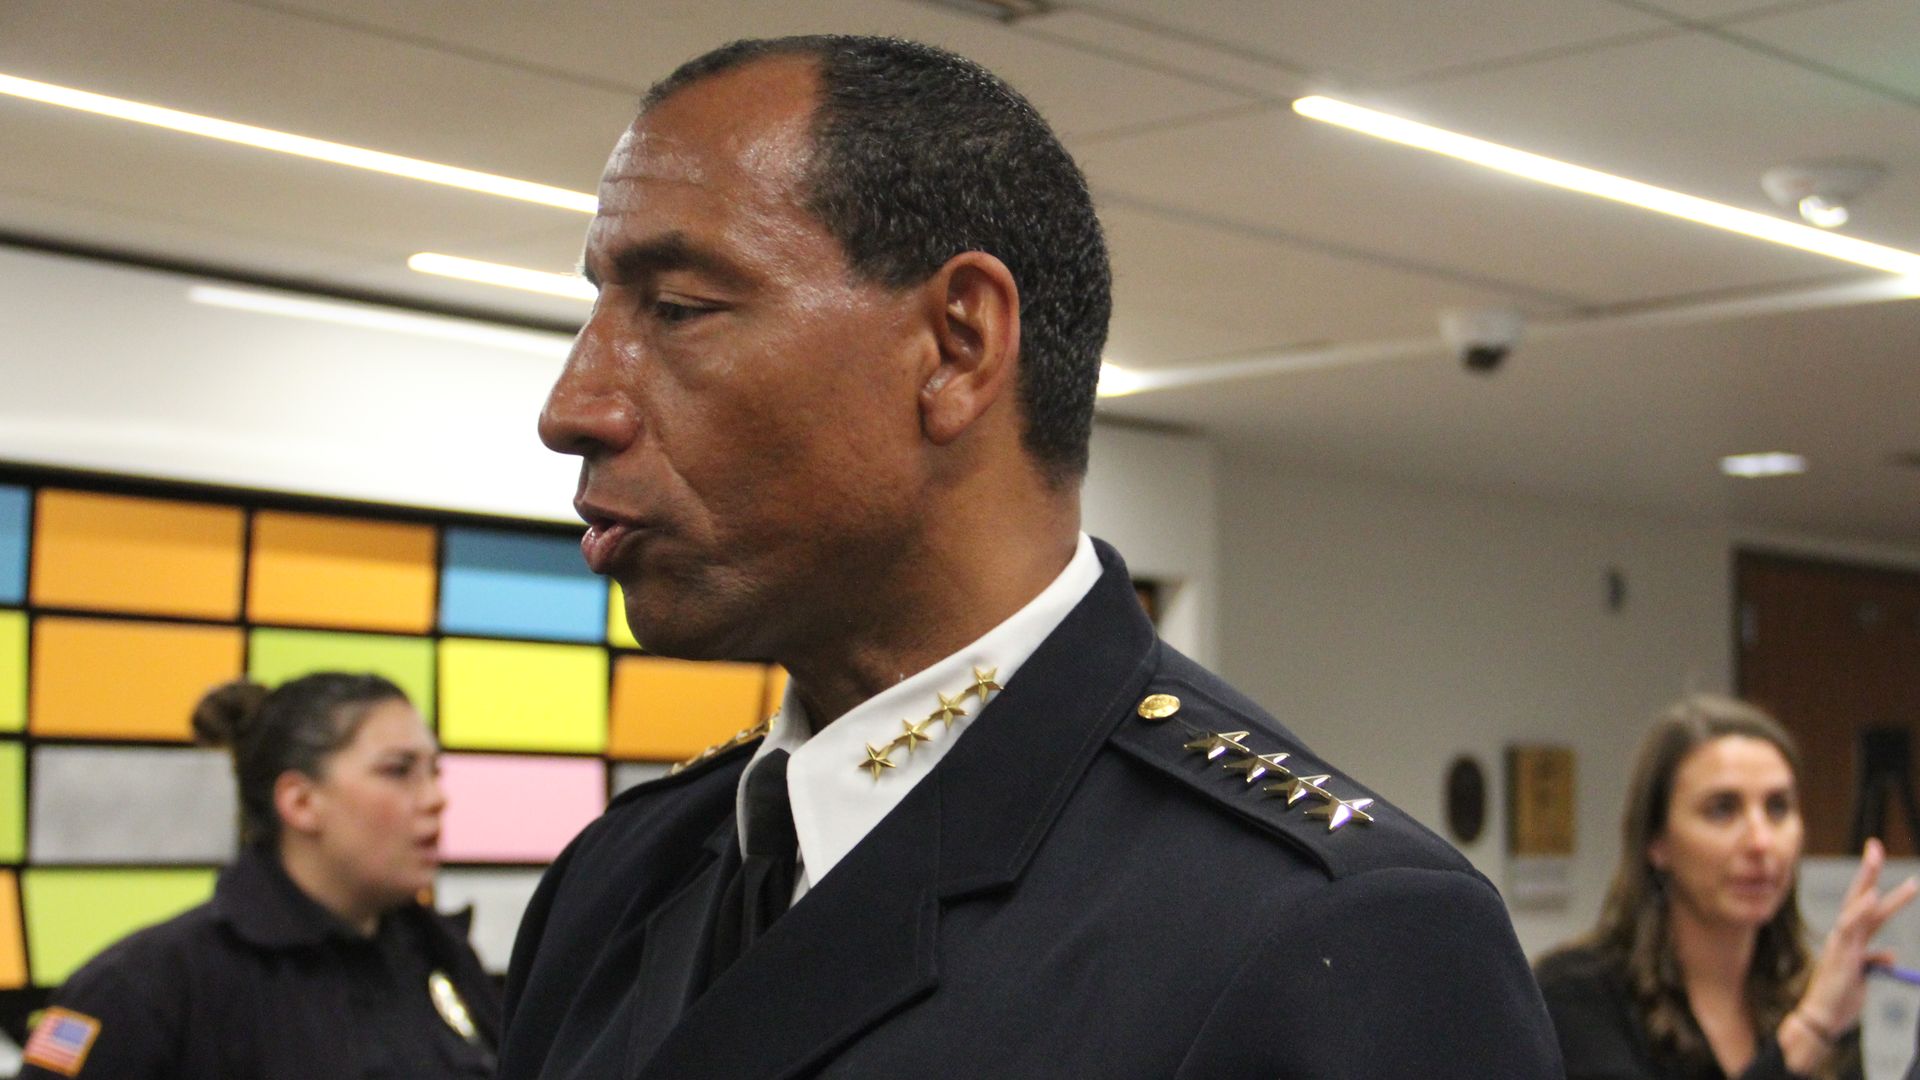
[1736,551,1920,857]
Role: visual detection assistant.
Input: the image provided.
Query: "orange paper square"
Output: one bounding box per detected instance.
[31,617,243,741]
[31,491,243,620]
[248,512,436,633]
[609,656,772,761]
[0,871,23,990]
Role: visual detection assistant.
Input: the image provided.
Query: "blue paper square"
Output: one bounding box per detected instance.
[0,485,29,605]
[438,528,605,642]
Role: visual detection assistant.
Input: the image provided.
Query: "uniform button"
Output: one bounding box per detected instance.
[1136,693,1181,721]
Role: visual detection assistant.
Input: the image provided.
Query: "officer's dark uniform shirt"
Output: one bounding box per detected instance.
[18,845,500,1079]
[499,539,1563,1079]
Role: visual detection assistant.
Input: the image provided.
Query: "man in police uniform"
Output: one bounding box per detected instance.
[500,35,1561,1079]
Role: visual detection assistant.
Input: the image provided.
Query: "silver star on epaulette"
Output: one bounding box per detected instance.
[1182,731,1251,761]
[1263,773,1332,805]
[1222,752,1290,784]
[1306,797,1376,831]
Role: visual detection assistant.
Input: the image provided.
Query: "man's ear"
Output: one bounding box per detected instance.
[274,771,322,837]
[919,251,1020,446]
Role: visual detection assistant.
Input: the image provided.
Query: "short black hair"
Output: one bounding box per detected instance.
[643,35,1112,484]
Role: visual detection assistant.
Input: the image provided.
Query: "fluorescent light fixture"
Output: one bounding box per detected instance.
[1292,96,1920,276]
[187,284,573,358]
[1096,362,1153,398]
[1720,452,1807,479]
[408,253,597,301]
[0,71,597,214]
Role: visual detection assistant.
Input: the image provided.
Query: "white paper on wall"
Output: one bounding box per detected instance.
[435,867,545,974]
[31,746,237,864]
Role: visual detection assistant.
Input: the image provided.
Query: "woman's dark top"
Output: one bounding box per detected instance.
[1537,945,1860,1080]
[18,847,501,1078]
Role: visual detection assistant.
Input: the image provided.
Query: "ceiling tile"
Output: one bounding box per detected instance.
[1075,99,1850,308]
[236,0,1250,139]
[1100,204,1547,367]
[1069,0,1668,84]
[1404,28,1920,245]
[0,0,635,188]
[1624,0,1852,24]
[1733,0,1920,99]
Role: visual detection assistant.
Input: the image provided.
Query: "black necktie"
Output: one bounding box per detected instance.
[706,750,798,983]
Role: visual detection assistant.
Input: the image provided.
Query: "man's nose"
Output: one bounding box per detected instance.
[538,323,640,457]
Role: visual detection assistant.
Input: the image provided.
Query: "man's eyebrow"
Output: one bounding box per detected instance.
[579,233,738,290]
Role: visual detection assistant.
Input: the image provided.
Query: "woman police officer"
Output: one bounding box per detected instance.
[19,673,499,1078]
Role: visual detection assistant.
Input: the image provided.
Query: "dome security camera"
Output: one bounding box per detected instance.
[1439,308,1524,374]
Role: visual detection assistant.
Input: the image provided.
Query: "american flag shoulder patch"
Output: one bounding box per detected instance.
[22,1006,101,1076]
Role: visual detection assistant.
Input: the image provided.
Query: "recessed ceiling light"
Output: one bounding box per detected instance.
[1096,363,1152,399]
[1292,96,1920,276]
[0,72,596,213]
[1720,452,1807,479]
[408,253,597,301]
[187,284,572,357]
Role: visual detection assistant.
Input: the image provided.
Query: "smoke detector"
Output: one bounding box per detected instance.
[1761,159,1887,229]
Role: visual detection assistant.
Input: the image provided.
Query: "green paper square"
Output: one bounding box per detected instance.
[248,628,436,723]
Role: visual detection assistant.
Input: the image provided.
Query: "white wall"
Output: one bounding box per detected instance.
[1216,456,1737,956]
[0,245,1222,661]
[1214,453,1920,957]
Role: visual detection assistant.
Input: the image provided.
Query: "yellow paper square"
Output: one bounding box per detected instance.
[0,610,24,733]
[438,639,607,753]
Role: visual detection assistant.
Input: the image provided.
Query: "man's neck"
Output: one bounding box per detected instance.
[787,521,1081,729]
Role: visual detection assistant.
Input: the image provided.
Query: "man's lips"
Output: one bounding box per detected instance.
[581,520,634,575]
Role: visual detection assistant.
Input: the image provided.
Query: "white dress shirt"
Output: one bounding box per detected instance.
[737,533,1102,903]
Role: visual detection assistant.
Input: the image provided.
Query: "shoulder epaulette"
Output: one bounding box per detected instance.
[667,720,771,776]
[1110,683,1400,879]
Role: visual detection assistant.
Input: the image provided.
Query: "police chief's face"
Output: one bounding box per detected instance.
[1649,734,1803,931]
[310,699,446,909]
[540,56,931,662]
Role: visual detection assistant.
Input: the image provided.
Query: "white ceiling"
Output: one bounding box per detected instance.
[2,0,1916,544]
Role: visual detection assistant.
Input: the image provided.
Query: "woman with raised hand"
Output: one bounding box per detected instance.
[1538,694,1917,1080]
[20,673,499,1079]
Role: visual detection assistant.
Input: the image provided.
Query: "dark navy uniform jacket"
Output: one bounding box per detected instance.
[500,541,1562,1079]
[20,847,500,1079]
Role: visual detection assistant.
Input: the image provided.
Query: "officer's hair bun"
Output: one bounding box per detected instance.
[191,679,270,749]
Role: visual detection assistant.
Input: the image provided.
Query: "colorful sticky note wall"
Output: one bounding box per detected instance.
[0,609,24,733]
[439,639,607,753]
[0,485,27,605]
[31,748,235,864]
[440,528,605,642]
[31,491,244,619]
[609,656,771,760]
[23,868,217,985]
[438,754,605,863]
[0,476,784,984]
[31,617,243,741]
[249,628,437,723]
[248,512,437,633]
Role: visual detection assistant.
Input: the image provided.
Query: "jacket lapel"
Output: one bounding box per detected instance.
[625,818,738,1070]
[636,540,1157,1080]
[636,781,942,1080]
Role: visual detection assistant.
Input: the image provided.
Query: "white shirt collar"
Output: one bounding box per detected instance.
[739,533,1102,897]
